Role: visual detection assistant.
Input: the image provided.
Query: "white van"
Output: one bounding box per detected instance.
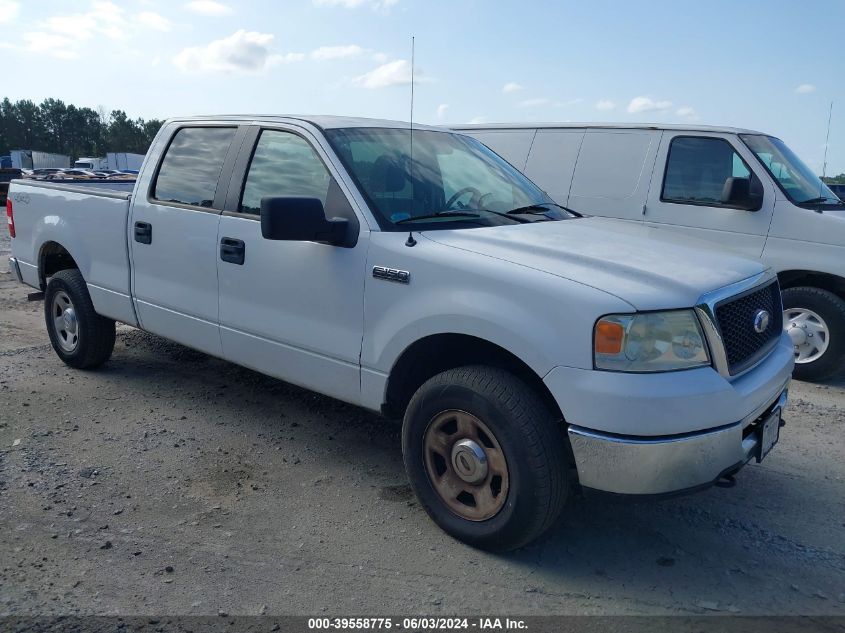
[454,123,845,381]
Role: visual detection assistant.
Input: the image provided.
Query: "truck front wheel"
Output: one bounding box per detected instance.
[44,269,116,369]
[783,286,845,382]
[402,365,568,551]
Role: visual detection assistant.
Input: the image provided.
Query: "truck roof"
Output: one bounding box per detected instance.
[449,122,768,135]
[166,114,444,132]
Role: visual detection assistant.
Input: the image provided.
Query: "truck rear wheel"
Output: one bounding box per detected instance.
[402,365,568,551]
[783,286,845,382]
[45,269,115,369]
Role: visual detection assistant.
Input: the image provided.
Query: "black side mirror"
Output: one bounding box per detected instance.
[260,197,349,246]
[721,176,763,211]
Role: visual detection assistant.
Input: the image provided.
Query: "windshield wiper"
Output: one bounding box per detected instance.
[800,196,838,205]
[506,202,582,218]
[395,211,481,224]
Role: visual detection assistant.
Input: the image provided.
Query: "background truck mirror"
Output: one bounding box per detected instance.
[721,176,763,211]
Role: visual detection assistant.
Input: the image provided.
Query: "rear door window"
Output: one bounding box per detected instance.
[153,127,236,208]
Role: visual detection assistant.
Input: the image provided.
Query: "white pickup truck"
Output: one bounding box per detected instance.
[7,115,793,550]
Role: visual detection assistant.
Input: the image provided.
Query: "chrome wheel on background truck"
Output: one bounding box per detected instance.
[783,286,845,382]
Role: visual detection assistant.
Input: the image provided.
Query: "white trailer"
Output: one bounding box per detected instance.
[106,152,144,171]
[10,150,70,170]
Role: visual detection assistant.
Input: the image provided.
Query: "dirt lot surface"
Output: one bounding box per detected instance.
[1,227,844,617]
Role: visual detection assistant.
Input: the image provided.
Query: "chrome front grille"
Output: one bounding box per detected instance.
[695,274,783,378]
[714,281,783,375]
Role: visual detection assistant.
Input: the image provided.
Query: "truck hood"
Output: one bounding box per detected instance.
[422,217,766,310]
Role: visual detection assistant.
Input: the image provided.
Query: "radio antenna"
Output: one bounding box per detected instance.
[820,100,833,200]
[406,35,417,247]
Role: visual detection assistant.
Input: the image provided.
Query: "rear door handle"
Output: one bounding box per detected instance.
[134,221,152,244]
[220,237,245,265]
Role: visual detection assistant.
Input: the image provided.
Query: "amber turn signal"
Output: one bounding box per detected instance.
[595,320,624,355]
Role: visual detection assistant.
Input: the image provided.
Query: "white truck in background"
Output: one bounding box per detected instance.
[7,115,793,550]
[74,157,108,171]
[455,123,845,382]
[75,154,145,172]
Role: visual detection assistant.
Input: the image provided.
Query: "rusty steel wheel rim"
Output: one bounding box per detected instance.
[422,410,509,521]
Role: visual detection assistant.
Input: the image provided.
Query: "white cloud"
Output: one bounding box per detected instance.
[436,104,449,120]
[173,30,281,72]
[353,59,414,88]
[22,32,78,59]
[0,0,20,24]
[676,106,699,120]
[135,11,171,31]
[595,99,616,111]
[517,98,550,108]
[468,116,487,125]
[313,0,398,10]
[42,1,125,41]
[627,96,673,114]
[22,1,128,58]
[311,44,365,60]
[502,82,523,93]
[795,83,816,94]
[185,0,233,16]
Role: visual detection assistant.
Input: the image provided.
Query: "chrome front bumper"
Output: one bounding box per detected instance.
[568,387,788,495]
[8,256,23,283]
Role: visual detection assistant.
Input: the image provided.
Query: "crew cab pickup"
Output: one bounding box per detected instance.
[7,116,794,550]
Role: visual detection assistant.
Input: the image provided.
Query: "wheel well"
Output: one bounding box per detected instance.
[39,241,78,290]
[382,333,563,422]
[778,270,845,300]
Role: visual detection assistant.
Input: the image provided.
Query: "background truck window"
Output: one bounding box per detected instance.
[662,136,751,206]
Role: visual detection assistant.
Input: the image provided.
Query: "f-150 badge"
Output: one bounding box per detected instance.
[373,266,410,284]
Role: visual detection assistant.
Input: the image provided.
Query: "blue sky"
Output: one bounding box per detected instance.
[2,0,843,173]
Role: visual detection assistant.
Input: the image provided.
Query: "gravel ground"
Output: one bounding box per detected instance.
[0,225,844,617]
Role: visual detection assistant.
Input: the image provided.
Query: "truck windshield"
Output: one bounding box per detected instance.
[740,134,841,206]
[325,127,568,230]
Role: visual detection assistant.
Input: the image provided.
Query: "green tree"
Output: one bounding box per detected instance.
[0,97,163,161]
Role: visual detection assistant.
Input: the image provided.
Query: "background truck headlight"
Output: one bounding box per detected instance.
[594,310,710,372]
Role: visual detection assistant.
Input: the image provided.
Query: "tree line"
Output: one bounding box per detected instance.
[0,97,164,160]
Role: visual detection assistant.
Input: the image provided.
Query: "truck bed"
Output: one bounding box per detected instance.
[9,179,137,326]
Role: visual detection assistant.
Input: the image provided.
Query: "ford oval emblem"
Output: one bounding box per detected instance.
[753,309,771,334]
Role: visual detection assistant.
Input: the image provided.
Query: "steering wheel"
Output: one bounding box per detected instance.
[445,186,483,210]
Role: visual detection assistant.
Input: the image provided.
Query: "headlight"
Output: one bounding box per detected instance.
[594,310,710,372]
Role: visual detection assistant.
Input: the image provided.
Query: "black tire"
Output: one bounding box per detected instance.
[402,365,568,551]
[44,268,115,369]
[782,286,845,382]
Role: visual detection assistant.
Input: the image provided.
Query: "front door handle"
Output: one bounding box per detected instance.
[134,221,152,244]
[220,237,245,265]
